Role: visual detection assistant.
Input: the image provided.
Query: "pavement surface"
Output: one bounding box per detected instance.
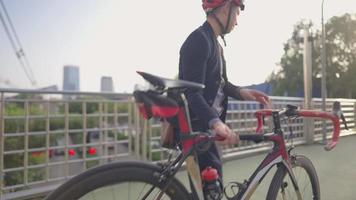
[176,134,356,199]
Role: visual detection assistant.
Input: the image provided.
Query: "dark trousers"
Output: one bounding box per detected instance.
[197,142,222,178]
[197,142,223,200]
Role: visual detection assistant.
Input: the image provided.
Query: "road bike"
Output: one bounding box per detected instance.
[45,72,347,200]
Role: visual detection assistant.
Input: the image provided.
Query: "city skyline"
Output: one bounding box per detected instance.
[1,0,356,92]
[63,65,80,91]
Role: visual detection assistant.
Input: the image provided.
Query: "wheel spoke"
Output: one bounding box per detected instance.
[138,184,154,200]
[110,185,116,200]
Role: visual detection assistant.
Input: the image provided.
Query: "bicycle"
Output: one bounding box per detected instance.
[45,72,347,200]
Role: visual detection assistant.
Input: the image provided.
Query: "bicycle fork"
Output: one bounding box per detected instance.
[282,160,303,200]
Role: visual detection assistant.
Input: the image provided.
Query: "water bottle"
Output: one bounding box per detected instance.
[201,167,222,200]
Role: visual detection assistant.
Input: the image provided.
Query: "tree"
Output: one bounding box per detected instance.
[268,14,356,98]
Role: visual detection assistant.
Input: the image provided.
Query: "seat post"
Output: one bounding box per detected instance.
[180,93,194,134]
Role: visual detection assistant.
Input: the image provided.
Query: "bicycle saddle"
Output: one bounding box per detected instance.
[137,71,205,91]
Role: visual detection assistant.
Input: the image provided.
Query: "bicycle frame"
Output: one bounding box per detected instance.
[174,107,299,200]
[169,93,342,200]
[227,111,302,200]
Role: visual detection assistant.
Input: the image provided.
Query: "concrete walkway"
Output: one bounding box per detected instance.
[176,135,356,199]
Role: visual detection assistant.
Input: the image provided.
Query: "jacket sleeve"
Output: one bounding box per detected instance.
[224,81,243,100]
[179,32,219,127]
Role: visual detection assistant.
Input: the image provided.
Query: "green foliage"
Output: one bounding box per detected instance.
[5,171,23,187]
[86,160,100,169]
[4,152,46,186]
[70,132,83,144]
[28,135,46,148]
[28,152,46,165]
[69,117,82,129]
[4,154,24,169]
[28,168,46,182]
[50,118,65,131]
[268,14,356,98]
[3,97,131,187]
[117,103,129,113]
[29,119,46,132]
[117,131,129,140]
[5,103,24,116]
[151,151,162,161]
[4,136,24,151]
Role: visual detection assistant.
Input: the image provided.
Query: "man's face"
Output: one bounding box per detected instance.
[226,3,240,33]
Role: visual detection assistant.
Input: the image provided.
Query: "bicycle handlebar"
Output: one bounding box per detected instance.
[254,108,342,151]
[200,103,346,151]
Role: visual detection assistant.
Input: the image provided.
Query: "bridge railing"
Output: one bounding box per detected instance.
[144,96,355,161]
[0,89,355,199]
[0,89,134,199]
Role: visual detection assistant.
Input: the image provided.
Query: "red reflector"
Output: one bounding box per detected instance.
[88,147,96,155]
[68,149,76,156]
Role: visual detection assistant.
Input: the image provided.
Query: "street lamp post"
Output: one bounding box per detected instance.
[321,0,327,144]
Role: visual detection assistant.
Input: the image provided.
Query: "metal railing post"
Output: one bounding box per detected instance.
[103,103,107,162]
[24,101,29,186]
[133,102,140,159]
[0,92,4,199]
[45,100,50,182]
[142,120,147,161]
[148,122,152,161]
[303,28,315,145]
[64,103,69,179]
[128,101,133,156]
[99,102,104,164]
[82,101,87,170]
[354,102,356,130]
[321,0,328,145]
[113,102,118,160]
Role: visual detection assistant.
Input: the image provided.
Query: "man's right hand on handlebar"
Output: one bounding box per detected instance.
[211,121,240,145]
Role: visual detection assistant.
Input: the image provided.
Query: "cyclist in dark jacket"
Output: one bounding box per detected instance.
[179,0,271,181]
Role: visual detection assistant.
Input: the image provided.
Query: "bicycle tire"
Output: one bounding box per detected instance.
[266,155,320,200]
[45,161,191,200]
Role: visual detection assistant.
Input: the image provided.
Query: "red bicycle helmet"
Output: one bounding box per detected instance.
[202,0,245,13]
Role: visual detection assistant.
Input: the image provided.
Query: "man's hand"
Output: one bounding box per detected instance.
[240,88,272,108]
[212,121,239,145]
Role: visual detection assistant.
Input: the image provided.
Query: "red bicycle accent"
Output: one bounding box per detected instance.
[255,109,341,151]
[255,109,273,133]
[298,110,340,151]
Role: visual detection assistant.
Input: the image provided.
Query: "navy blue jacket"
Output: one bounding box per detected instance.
[179,21,243,132]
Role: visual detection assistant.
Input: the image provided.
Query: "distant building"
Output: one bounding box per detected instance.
[63,65,80,91]
[101,76,114,92]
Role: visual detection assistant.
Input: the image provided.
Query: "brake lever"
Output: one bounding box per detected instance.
[332,101,348,130]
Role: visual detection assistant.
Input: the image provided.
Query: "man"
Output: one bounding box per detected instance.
[178,0,271,193]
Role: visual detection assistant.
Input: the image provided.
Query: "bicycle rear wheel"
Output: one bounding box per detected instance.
[266,155,320,200]
[45,161,190,200]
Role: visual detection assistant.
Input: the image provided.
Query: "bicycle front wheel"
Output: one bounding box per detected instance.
[45,161,190,200]
[267,155,320,200]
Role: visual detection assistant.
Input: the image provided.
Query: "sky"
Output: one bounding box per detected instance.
[0,0,355,93]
